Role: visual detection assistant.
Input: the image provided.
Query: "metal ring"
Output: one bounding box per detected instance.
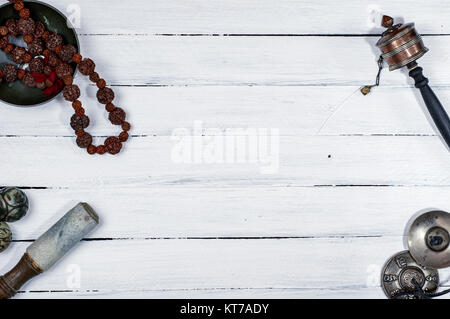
[376,24,416,47]
[381,36,423,59]
[389,48,428,71]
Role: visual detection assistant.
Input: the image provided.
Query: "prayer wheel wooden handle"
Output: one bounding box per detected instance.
[409,65,450,149]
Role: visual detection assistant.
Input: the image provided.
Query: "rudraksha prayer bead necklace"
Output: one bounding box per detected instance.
[0,0,130,155]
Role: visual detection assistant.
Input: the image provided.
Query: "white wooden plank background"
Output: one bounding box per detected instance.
[0,0,449,299]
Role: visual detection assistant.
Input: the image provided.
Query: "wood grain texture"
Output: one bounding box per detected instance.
[0,238,448,299]
[0,135,449,187]
[69,35,450,86]
[0,238,418,298]
[0,86,448,137]
[8,187,450,240]
[45,0,450,35]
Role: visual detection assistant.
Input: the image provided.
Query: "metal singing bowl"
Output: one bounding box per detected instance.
[408,211,450,269]
[0,0,79,107]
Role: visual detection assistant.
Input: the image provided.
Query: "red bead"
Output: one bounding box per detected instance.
[19,8,30,19]
[96,145,106,155]
[72,53,82,64]
[119,131,129,142]
[97,79,106,89]
[23,34,33,44]
[23,53,32,63]
[17,69,25,79]
[72,100,82,109]
[75,130,85,137]
[14,1,24,11]
[75,108,85,116]
[105,103,115,112]
[122,122,131,131]
[63,75,73,86]
[87,145,97,155]
[42,31,49,40]
[0,27,8,36]
[4,44,13,54]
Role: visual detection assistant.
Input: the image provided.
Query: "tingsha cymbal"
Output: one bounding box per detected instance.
[381,250,439,299]
[408,210,450,269]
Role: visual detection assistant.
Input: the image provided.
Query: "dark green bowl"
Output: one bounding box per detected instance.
[0,0,79,106]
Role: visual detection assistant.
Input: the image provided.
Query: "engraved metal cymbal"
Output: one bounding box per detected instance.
[381,250,439,299]
[408,211,450,269]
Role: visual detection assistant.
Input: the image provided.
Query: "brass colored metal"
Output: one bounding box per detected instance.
[376,16,428,71]
[408,211,450,269]
[381,250,439,299]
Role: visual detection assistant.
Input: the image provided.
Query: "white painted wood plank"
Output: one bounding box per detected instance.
[2,35,449,87]
[14,287,388,299]
[9,187,450,240]
[0,86,448,137]
[0,136,447,187]
[66,35,450,86]
[0,237,434,299]
[1,238,448,299]
[45,0,450,35]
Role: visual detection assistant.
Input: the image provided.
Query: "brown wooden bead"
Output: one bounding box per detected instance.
[122,122,131,131]
[4,44,14,54]
[2,64,17,82]
[19,8,30,19]
[75,108,85,116]
[89,72,99,83]
[75,130,85,137]
[72,100,82,109]
[17,69,25,79]
[54,45,62,55]
[0,27,8,36]
[42,31,49,40]
[23,34,33,44]
[22,53,32,63]
[72,53,82,64]
[76,132,92,148]
[109,107,126,125]
[119,131,129,142]
[78,58,95,75]
[63,85,80,102]
[42,48,50,57]
[70,114,90,130]
[0,37,8,50]
[96,145,106,155]
[14,1,24,11]
[96,79,106,89]
[105,103,115,112]
[104,136,122,155]
[63,75,73,86]
[97,87,114,104]
[87,145,97,155]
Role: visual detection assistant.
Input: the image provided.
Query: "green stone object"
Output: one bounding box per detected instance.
[0,0,79,106]
[0,221,12,252]
[0,187,29,222]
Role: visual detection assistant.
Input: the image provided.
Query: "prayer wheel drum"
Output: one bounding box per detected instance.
[376,16,428,71]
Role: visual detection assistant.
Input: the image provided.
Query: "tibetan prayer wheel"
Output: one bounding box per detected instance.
[365,15,450,150]
[376,15,428,71]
